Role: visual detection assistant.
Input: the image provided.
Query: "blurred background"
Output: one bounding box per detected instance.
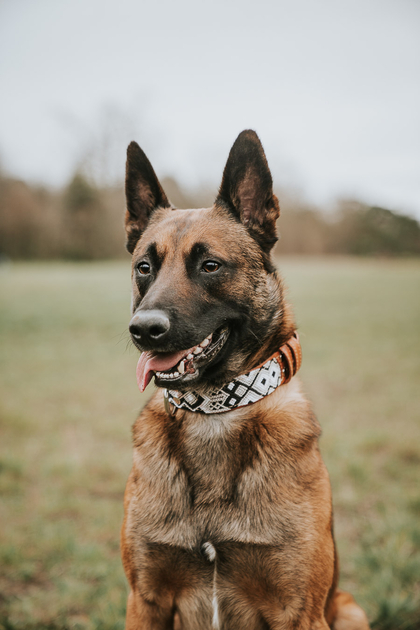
[0,1,419,628]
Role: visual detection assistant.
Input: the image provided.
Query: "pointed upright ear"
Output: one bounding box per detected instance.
[125,141,171,253]
[215,130,280,252]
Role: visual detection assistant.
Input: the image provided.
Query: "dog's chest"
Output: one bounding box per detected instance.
[129,411,308,550]
[180,414,243,503]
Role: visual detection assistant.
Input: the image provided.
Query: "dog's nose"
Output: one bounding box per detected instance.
[129,310,171,344]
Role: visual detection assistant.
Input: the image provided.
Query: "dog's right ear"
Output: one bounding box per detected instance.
[125,141,171,254]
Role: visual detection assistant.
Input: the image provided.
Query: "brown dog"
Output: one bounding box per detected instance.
[121,130,370,629]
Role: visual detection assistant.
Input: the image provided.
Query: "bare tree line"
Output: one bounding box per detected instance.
[0,168,419,260]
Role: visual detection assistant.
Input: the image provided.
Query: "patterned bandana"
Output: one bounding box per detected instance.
[165,356,284,415]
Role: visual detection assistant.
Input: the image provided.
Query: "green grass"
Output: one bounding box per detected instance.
[0,258,419,629]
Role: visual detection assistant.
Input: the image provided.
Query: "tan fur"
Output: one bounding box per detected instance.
[129,206,295,390]
[122,133,370,629]
[122,376,369,629]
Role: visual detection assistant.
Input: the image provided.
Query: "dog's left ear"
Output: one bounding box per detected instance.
[216,130,280,252]
[125,141,171,254]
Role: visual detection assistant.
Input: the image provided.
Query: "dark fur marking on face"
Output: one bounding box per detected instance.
[184,242,212,276]
[145,242,163,273]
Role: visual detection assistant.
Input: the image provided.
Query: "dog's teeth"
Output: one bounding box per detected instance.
[193,346,203,355]
[200,338,210,348]
[187,353,194,360]
[207,334,212,341]
[178,362,185,374]
[173,372,180,378]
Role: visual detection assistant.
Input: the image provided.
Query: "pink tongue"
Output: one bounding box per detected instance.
[136,348,193,392]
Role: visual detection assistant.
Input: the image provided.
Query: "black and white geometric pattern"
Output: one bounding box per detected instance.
[166,357,282,414]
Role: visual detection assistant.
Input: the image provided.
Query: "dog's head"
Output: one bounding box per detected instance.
[125,130,294,393]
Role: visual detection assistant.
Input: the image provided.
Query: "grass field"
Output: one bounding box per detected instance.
[0,258,419,629]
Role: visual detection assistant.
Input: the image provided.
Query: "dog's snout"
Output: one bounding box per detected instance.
[129,310,171,344]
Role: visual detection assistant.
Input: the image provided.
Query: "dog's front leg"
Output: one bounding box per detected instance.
[125,589,177,630]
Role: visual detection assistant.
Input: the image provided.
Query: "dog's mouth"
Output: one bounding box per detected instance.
[136,326,230,392]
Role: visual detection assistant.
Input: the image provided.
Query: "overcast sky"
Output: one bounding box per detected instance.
[1,0,419,216]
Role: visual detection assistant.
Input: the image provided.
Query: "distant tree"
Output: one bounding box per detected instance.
[276,207,331,255]
[63,172,97,211]
[62,173,104,259]
[62,172,127,259]
[331,201,420,256]
[0,175,59,258]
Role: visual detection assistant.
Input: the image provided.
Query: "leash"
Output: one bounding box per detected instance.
[164,332,302,416]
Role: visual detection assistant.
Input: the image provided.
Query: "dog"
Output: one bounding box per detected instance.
[121,130,370,630]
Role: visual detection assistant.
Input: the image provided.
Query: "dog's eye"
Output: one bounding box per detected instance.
[137,262,151,275]
[202,261,220,273]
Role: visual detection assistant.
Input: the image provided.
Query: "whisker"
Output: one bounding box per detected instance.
[249,328,264,348]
